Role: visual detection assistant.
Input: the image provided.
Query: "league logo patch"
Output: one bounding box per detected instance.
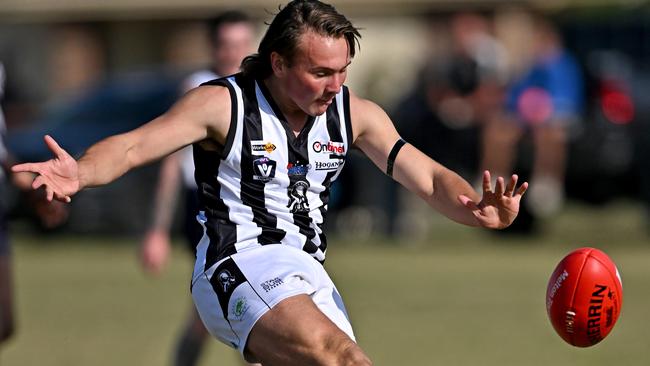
[253,157,277,182]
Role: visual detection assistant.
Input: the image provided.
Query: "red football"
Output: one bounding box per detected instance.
[546,247,623,347]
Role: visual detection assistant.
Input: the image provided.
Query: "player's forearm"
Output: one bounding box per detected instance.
[427,168,481,227]
[77,134,137,189]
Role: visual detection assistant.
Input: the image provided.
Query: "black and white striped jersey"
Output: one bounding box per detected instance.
[193,73,352,271]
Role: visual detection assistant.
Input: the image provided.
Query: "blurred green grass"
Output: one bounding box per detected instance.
[2,201,649,365]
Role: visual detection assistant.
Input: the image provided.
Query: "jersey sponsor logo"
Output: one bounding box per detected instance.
[253,157,277,182]
[251,141,277,154]
[312,141,345,156]
[287,180,310,213]
[287,162,311,176]
[314,160,343,171]
[217,270,236,292]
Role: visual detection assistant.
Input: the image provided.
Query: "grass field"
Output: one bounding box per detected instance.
[2,202,649,365]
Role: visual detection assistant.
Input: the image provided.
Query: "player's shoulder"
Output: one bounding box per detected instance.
[182,69,219,91]
[185,81,232,105]
[347,88,388,123]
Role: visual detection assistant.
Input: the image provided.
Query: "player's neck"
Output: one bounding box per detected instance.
[262,77,308,136]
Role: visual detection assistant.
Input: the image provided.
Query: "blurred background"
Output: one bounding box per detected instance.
[1,0,649,365]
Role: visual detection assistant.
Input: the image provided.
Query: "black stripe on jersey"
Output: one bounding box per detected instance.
[342,86,353,147]
[236,74,286,245]
[194,143,239,270]
[315,97,347,257]
[194,78,242,270]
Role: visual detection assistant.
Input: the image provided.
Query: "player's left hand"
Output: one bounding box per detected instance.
[458,170,528,229]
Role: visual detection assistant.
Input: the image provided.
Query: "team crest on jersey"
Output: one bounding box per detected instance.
[251,141,277,155]
[287,180,310,213]
[253,157,277,182]
[217,270,236,292]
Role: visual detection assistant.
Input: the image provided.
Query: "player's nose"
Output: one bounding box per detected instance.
[325,73,344,93]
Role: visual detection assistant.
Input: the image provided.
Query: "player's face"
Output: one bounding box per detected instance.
[281,31,351,116]
[213,22,256,76]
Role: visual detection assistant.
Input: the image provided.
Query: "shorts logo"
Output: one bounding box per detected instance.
[251,141,277,154]
[312,141,345,156]
[261,277,284,292]
[231,297,250,320]
[253,157,277,182]
[217,270,236,292]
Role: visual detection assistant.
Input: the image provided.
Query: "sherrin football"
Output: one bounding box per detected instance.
[546,247,623,347]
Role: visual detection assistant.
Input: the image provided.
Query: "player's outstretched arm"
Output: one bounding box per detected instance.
[11,84,232,203]
[350,91,527,229]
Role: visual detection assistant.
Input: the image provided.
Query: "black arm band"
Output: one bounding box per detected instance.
[386,138,406,177]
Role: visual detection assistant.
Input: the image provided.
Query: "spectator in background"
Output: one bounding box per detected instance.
[1,62,68,348]
[480,14,584,219]
[138,11,257,366]
[389,12,508,236]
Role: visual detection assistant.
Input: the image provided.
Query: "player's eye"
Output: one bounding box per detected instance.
[312,69,330,78]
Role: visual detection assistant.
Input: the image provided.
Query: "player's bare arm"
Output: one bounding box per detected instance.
[350,90,527,229]
[11,84,232,203]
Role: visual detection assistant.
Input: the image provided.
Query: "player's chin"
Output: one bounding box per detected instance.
[311,100,332,115]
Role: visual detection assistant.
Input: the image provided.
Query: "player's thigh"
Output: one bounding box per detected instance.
[246,293,368,366]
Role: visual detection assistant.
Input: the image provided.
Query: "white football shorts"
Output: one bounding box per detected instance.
[191,243,355,356]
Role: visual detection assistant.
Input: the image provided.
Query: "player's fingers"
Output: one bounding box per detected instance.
[458,194,479,211]
[495,176,505,196]
[515,181,529,197]
[11,162,41,174]
[44,135,68,159]
[505,174,518,196]
[482,170,492,193]
[45,186,54,202]
[54,192,72,203]
[32,175,45,190]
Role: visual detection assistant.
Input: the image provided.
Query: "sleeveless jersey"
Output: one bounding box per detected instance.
[193,73,352,271]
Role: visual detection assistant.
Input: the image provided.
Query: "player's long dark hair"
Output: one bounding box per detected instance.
[241,0,361,79]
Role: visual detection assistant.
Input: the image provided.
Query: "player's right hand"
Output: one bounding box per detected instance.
[11,135,79,203]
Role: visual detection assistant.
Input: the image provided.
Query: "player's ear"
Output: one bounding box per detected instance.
[270,51,286,77]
